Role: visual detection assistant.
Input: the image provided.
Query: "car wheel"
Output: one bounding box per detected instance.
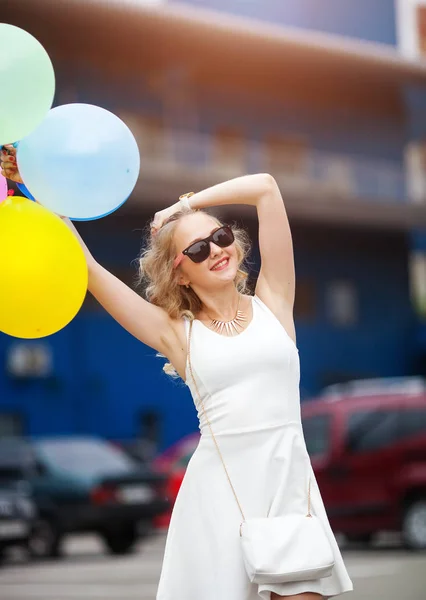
[28,519,63,559]
[402,499,426,551]
[102,526,137,555]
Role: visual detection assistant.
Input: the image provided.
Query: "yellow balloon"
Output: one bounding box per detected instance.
[0,196,88,339]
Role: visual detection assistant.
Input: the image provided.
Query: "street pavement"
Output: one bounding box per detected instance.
[0,533,425,599]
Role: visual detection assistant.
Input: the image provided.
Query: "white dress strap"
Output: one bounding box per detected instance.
[253,294,277,318]
[254,295,298,351]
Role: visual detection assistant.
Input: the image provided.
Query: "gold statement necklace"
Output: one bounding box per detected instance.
[205,294,247,336]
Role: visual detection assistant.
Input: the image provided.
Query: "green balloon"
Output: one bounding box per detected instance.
[0,24,55,146]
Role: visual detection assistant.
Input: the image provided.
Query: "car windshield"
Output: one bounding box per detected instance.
[175,451,195,470]
[35,439,136,477]
[302,414,331,458]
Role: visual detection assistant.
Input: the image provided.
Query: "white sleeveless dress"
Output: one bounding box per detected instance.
[157,295,353,599]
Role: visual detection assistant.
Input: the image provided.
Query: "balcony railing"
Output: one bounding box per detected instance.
[135,129,406,204]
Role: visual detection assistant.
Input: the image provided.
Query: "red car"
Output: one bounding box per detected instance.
[302,382,426,549]
[152,433,200,528]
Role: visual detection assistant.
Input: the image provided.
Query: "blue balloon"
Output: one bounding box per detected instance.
[17,182,35,201]
[16,180,128,214]
[17,104,140,221]
[71,194,130,222]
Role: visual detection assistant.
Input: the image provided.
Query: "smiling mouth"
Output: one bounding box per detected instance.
[211,258,229,271]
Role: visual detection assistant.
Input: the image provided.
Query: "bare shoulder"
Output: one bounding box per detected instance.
[255,289,296,345]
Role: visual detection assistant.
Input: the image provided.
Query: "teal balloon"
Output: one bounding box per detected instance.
[17,104,140,221]
[0,24,55,145]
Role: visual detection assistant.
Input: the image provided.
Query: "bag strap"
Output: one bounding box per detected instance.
[187,319,312,523]
[187,320,246,522]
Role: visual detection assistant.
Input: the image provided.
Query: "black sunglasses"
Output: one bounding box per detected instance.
[174,226,235,268]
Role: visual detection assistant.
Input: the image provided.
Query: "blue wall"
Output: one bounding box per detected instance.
[292,227,414,397]
[0,220,414,449]
[172,0,397,45]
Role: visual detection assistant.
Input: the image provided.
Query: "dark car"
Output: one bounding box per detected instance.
[0,472,36,562]
[302,385,426,549]
[0,436,169,558]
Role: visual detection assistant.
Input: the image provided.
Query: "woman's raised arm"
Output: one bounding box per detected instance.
[152,173,295,309]
[0,146,184,362]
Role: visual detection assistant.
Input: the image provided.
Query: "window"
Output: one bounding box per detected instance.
[294,279,317,321]
[405,141,426,204]
[0,413,23,438]
[325,280,358,327]
[118,112,165,160]
[396,1,426,59]
[36,439,135,477]
[302,414,331,458]
[263,135,307,177]
[140,409,161,444]
[417,5,426,56]
[0,439,33,474]
[212,127,246,174]
[6,343,53,379]
[321,157,354,195]
[346,410,400,453]
[176,450,195,470]
[409,252,426,320]
[401,408,426,438]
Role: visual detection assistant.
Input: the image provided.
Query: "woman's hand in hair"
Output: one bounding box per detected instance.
[150,201,181,235]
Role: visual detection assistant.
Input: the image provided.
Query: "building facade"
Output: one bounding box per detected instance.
[1,0,426,450]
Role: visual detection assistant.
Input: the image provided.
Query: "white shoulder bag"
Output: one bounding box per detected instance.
[187,320,335,585]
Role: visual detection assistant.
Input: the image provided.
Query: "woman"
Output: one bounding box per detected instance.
[1,146,353,600]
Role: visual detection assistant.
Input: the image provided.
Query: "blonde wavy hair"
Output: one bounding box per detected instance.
[137,208,251,377]
[138,208,251,321]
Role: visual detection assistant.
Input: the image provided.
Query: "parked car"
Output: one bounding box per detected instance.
[302,388,426,549]
[0,436,169,558]
[112,438,156,466]
[0,469,36,562]
[321,376,426,398]
[152,433,200,528]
